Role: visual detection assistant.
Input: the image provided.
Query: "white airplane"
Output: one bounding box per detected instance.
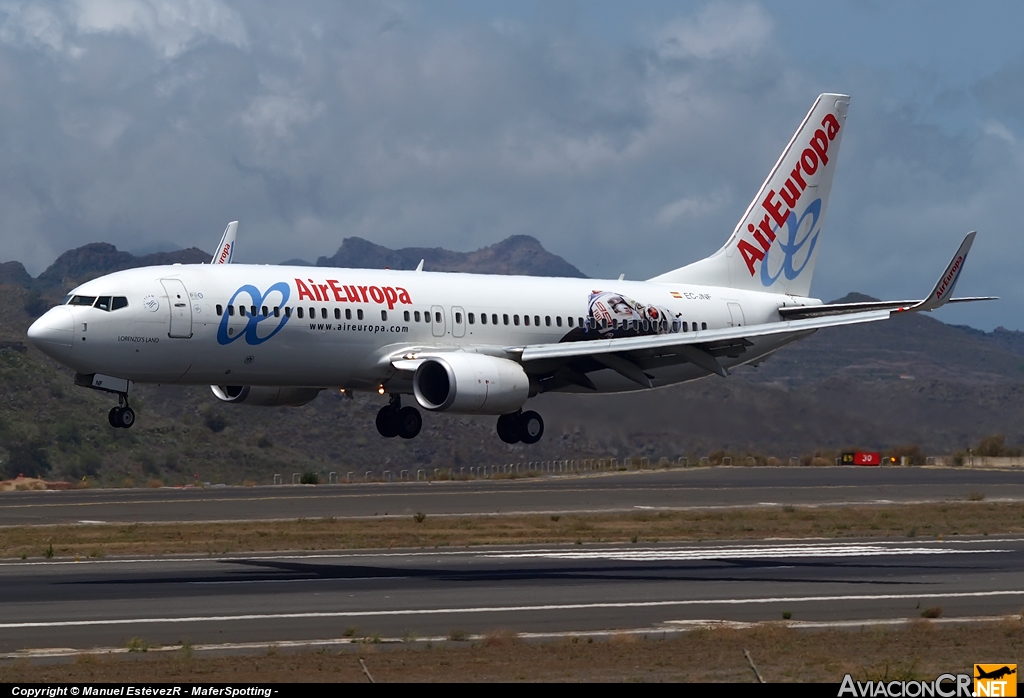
[27,94,992,443]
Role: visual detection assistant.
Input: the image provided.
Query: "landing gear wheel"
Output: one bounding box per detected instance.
[519,410,544,444]
[396,406,422,439]
[375,405,399,438]
[118,407,136,429]
[496,413,521,444]
[109,406,135,429]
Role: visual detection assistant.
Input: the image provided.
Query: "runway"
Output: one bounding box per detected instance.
[2,536,1023,655]
[4,466,1024,526]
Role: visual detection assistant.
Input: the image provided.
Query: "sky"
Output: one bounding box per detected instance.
[1,0,1023,330]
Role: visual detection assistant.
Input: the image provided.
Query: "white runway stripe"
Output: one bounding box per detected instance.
[2,590,1024,629]
[485,543,1009,561]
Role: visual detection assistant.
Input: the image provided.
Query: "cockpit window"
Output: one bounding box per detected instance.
[95,296,112,311]
[61,294,72,305]
[111,296,128,310]
[68,295,96,306]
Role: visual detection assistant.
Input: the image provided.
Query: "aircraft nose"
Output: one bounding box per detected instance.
[27,307,74,352]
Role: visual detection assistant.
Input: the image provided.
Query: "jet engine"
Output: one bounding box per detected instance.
[210,385,322,407]
[413,353,530,414]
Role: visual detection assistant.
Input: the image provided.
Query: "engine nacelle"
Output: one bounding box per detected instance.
[413,353,530,414]
[210,385,322,407]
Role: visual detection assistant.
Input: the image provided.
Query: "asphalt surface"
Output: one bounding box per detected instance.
[4,466,1024,526]
[2,536,1023,654]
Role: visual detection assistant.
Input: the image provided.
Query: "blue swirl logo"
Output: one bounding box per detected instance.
[760,198,821,288]
[217,282,291,346]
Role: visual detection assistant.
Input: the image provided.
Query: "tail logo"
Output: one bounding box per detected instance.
[935,256,963,300]
[759,198,822,288]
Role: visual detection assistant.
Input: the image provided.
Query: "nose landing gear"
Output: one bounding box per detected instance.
[108,395,135,429]
[376,395,422,439]
[496,410,544,444]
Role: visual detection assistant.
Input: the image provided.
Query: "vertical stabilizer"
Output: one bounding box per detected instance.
[211,221,238,264]
[649,94,850,297]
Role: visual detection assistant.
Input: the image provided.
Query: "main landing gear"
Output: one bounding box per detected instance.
[107,394,135,429]
[496,410,544,445]
[376,395,422,439]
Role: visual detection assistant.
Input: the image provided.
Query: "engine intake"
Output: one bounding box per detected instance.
[210,385,322,407]
[413,353,530,414]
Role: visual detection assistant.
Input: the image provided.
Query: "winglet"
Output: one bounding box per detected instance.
[415,259,424,272]
[911,232,976,312]
[211,221,238,264]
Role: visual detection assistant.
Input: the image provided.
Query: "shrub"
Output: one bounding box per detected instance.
[300,472,319,485]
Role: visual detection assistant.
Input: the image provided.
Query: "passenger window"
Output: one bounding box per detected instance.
[346,309,352,320]
[69,295,96,306]
[468,313,474,324]
[415,311,421,322]
[545,316,551,327]
[578,317,584,328]
[701,322,707,330]
[284,307,291,318]
[435,311,442,323]
[251,306,257,317]
[94,297,111,311]
[455,312,462,323]
[216,304,223,316]
[567,317,573,327]
[297,308,304,319]
[262,306,268,317]
[683,321,688,332]
[424,311,430,323]
[513,315,520,326]
[480,313,487,325]
[335,308,341,320]
[523,315,529,326]
[492,314,498,325]
[357,309,364,320]
[534,315,540,327]
[274,307,280,318]
[404,310,410,321]
[228,305,235,316]
[503,314,509,325]
[238,306,245,317]
[319,308,325,319]
[381,310,387,321]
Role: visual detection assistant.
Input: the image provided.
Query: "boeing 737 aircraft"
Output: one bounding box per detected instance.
[26,94,992,444]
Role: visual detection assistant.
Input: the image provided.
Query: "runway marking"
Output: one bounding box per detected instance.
[485,542,1010,561]
[3,590,1024,629]
[1,537,1019,567]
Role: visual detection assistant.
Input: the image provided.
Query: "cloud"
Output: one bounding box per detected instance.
[0,1,1020,332]
[0,0,247,58]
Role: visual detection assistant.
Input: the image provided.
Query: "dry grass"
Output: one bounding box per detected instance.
[2,621,1022,682]
[3,501,1023,559]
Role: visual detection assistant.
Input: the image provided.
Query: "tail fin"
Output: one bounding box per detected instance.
[211,221,238,264]
[649,94,850,297]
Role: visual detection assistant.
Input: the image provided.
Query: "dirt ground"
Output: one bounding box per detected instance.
[2,621,1021,683]
[3,500,1022,560]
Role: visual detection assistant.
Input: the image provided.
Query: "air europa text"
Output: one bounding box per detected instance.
[295,279,412,309]
[738,110,842,276]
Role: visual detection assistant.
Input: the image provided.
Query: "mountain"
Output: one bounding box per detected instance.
[315,235,586,277]
[33,243,210,291]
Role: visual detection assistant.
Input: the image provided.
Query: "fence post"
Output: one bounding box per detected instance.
[417,469,425,481]
[292,473,300,484]
[273,473,282,485]
[401,469,408,480]
[329,471,337,484]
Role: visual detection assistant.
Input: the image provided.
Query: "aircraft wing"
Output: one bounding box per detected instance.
[512,309,891,382]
